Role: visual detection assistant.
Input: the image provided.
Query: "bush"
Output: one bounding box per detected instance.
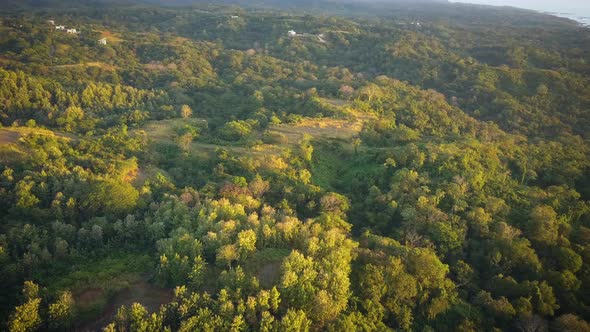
[262,130,288,144]
[219,120,252,141]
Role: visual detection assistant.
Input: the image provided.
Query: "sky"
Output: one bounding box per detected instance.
[450,0,590,13]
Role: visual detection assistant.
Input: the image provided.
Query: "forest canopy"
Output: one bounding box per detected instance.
[0,0,589,331]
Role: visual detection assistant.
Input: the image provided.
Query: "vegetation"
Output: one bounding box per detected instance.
[1,0,590,331]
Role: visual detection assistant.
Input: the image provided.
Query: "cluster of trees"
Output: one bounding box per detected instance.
[1,1,589,331]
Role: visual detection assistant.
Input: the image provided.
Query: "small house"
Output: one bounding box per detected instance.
[48,20,55,25]
[230,15,239,19]
[98,37,107,45]
[66,28,78,34]
[56,25,65,30]
[288,30,297,37]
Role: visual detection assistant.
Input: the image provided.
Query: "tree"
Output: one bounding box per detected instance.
[319,193,350,216]
[220,121,252,141]
[56,106,84,132]
[237,229,257,259]
[177,133,194,152]
[269,286,281,313]
[280,251,317,311]
[259,311,276,332]
[85,179,139,215]
[352,138,362,154]
[9,298,42,332]
[339,85,355,99]
[248,175,270,198]
[22,281,39,301]
[9,282,42,332]
[552,314,590,332]
[517,315,548,332]
[217,244,239,270]
[188,256,207,289]
[180,104,193,119]
[528,205,559,245]
[48,291,76,330]
[15,180,39,209]
[280,309,311,332]
[299,136,313,162]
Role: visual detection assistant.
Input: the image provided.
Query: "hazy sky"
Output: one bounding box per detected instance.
[451,0,590,12]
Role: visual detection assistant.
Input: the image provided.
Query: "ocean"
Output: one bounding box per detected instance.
[545,10,590,26]
[451,2,590,26]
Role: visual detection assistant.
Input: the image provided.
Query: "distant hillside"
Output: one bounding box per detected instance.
[140,0,449,10]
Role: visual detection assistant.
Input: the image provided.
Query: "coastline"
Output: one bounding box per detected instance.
[543,11,590,26]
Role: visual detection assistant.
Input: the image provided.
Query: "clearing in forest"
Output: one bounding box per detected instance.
[51,61,118,71]
[270,105,373,144]
[77,280,172,332]
[0,127,73,144]
[97,30,125,44]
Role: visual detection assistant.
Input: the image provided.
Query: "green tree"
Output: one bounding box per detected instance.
[528,205,559,245]
[56,106,84,132]
[220,121,252,141]
[280,309,311,332]
[237,229,257,259]
[280,251,317,311]
[9,282,42,332]
[48,291,76,330]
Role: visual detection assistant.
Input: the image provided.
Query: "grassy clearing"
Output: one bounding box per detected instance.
[270,108,373,144]
[270,117,361,143]
[0,127,73,164]
[48,253,154,322]
[78,280,172,331]
[141,119,204,142]
[51,61,118,71]
[0,130,20,145]
[97,30,125,44]
[141,118,284,157]
[0,127,72,143]
[0,144,27,165]
[321,97,351,107]
[244,248,291,289]
[141,109,373,161]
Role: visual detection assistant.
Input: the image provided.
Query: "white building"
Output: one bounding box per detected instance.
[56,25,65,30]
[288,30,297,37]
[66,28,78,34]
[48,20,55,25]
[230,15,239,19]
[98,37,107,45]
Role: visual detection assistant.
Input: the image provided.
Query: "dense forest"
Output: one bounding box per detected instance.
[1,0,590,331]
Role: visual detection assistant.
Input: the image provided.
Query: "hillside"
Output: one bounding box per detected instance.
[0,1,589,331]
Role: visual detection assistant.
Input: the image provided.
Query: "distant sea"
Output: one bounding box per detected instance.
[452,2,590,26]
[543,10,590,26]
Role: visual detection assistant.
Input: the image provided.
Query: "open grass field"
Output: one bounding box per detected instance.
[270,105,373,143]
[77,280,172,331]
[0,127,72,144]
[51,61,118,71]
[140,103,372,161]
[97,30,125,44]
[0,130,19,145]
[141,118,284,157]
[270,116,363,142]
